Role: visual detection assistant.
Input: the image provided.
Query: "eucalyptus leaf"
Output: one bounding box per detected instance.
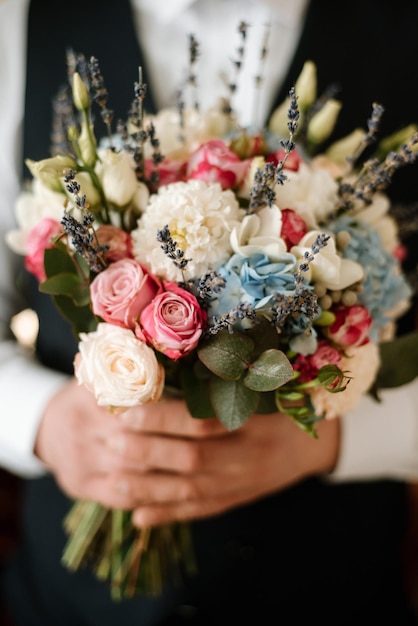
[54,295,97,335]
[180,366,215,418]
[244,348,294,392]
[40,273,90,306]
[210,377,259,430]
[197,330,254,381]
[44,246,77,277]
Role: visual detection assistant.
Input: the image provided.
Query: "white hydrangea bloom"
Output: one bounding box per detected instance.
[131,179,245,281]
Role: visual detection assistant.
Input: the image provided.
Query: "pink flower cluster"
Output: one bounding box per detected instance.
[90,257,206,360]
[294,305,373,383]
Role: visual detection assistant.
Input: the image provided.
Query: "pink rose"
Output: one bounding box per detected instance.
[96,225,133,262]
[186,139,249,189]
[327,305,372,347]
[280,208,308,249]
[138,281,207,360]
[145,157,187,188]
[90,258,162,330]
[293,339,342,383]
[25,217,62,282]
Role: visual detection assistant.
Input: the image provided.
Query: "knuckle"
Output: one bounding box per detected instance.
[181,443,203,472]
[179,478,200,501]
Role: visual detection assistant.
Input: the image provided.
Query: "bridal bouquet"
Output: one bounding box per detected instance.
[6,34,418,598]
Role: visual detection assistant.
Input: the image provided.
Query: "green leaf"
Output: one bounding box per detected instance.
[375,331,418,389]
[180,366,215,419]
[197,329,254,381]
[44,246,77,277]
[244,349,294,392]
[245,320,281,356]
[209,376,259,430]
[53,295,96,335]
[40,273,90,306]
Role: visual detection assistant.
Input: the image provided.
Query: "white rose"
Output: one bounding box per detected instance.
[291,230,364,290]
[230,205,287,260]
[74,323,165,408]
[96,148,139,207]
[274,162,339,228]
[143,104,233,158]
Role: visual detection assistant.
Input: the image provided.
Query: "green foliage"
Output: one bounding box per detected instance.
[195,326,294,429]
[40,246,96,336]
[370,331,418,399]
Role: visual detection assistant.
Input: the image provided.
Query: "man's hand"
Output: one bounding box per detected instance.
[35,378,340,525]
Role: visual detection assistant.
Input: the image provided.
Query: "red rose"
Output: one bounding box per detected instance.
[327,305,372,348]
[280,208,308,249]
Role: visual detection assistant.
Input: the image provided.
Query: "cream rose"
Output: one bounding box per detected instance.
[74,323,165,408]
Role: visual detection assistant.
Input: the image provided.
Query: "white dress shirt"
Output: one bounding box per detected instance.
[1,0,418,481]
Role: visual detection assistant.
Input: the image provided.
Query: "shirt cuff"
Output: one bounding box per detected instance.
[0,342,69,477]
[329,377,418,482]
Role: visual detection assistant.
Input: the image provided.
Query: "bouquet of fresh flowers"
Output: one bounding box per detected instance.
[6,32,418,599]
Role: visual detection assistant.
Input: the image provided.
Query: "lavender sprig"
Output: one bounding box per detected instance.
[157,225,191,281]
[249,86,299,211]
[88,56,114,139]
[61,169,108,273]
[206,302,257,336]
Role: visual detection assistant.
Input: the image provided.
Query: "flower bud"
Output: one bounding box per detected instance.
[376,124,418,159]
[229,132,267,159]
[25,155,77,192]
[294,60,317,111]
[325,128,364,165]
[307,99,342,146]
[268,99,291,137]
[78,118,97,168]
[72,72,90,111]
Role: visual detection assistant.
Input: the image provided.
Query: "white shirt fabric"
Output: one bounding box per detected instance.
[1,0,418,481]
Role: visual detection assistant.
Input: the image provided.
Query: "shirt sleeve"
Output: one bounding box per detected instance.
[329,377,418,482]
[0,340,68,477]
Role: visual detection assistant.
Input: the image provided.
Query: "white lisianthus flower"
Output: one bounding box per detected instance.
[130,181,150,214]
[274,162,339,228]
[131,179,245,281]
[230,205,287,261]
[291,230,364,290]
[96,148,139,208]
[310,341,380,419]
[74,323,165,409]
[354,192,399,253]
[6,179,65,255]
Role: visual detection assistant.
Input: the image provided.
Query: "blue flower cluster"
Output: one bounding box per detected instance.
[328,215,412,340]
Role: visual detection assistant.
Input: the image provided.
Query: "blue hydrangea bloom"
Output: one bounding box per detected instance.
[328,214,412,340]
